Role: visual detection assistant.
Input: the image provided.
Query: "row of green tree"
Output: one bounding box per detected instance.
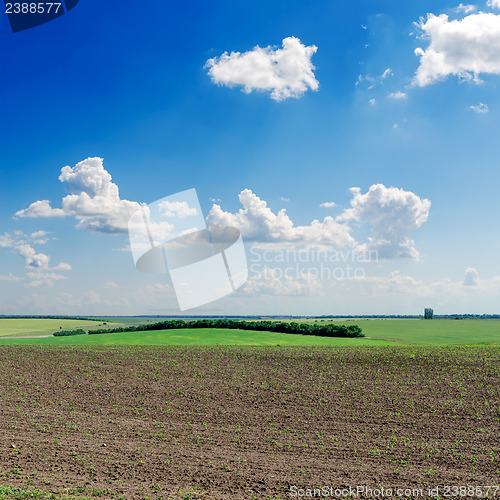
[1,315,101,321]
[85,319,364,338]
[53,329,86,337]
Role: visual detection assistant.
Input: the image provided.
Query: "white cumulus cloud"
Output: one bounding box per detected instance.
[463,267,479,286]
[338,184,431,259]
[205,36,319,101]
[469,102,489,113]
[388,91,408,99]
[25,271,68,288]
[381,68,393,79]
[158,200,198,218]
[356,69,393,90]
[242,268,324,296]
[414,11,500,86]
[206,189,356,249]
[454,4,477,13]
[30,230,48,239]
[0,233,15,248]
[14,243,71,274]
[0,230,72,287]
[0,273,23,282]
[320,202,336,208]
[16,244,51,269]
[207,185,430,259]
[15,200,65,218]
[487,0,500,8]
[16,157,142,234]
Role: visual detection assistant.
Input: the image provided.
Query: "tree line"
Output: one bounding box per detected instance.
[84,319,364,338]
[0,315,102,321]
[53,329,86,337]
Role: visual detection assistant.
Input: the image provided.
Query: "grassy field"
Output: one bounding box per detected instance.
[0,328,397,346]
[322,318,500,345]
[0,318,499,345]
[0,318,102,338]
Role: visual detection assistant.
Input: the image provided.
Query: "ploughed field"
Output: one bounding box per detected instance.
[0,346,499,499]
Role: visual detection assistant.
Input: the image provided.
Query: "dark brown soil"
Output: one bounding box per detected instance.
[0,346,499,499]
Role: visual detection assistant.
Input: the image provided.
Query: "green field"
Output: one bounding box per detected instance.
[0,319,102,339]
[0,328,397,346]
[323,318,500,345]
[0,318,499,346]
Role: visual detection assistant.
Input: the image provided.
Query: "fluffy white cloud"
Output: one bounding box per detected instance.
[0,230,71,287]
[52,262,72,271]
[463,267,479,286]
[0,233,15,248]
[469,102,489,113]
[158,200,198,218]
[1,230,52,247]
[242,268,324,296]
[15,200,65,218]
[16,244,51,269]
[25,271,68,288]
[381,68,393,79]
[356,69,392,90]
[13,158,430,266]
[487,0,500,8]
[414,12,500,86]
[208,185,430,259]
[29,230,50,245]
[388,91,408,99]
[344,268,500,310]
[205,36,319,101]
[0,273,23,282]
[14,243,71,273]
[454,3,477,13]
[338,184,431,259]
[16,157,142,233]
[207,189,356,249]
[236,264,499,303]
[30,230,48,239]
[347,270,426,295]
[52,289,132,313]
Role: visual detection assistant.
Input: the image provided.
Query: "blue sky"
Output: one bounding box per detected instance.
[1,0,499,315]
